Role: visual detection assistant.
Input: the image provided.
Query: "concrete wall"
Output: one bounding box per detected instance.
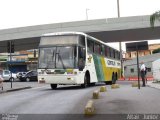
[123,53,160,78]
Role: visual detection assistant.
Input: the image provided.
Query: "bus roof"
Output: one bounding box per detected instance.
[41,31,119,51]
[42,32,86,37]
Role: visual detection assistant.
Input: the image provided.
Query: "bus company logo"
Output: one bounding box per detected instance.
[87,56,92,63]
[107,60,116,66]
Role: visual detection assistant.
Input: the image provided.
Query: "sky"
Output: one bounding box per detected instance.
[0,0,160,50]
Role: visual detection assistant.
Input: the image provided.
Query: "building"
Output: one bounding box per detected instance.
[123,52,160,78]
[125,43,160,59]
[0,50,38,73]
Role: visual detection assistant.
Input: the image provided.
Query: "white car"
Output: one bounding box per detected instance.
[16,72,26,79]
[0,70,17,81]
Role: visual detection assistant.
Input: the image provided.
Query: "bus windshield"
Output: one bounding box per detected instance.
[38,46,77,69]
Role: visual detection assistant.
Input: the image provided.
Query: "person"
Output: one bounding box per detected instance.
[140,61,146,87]
[145,67,148,84]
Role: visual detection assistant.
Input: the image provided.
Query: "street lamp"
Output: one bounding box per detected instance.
[117,0,120,17]
[86,8,90,20]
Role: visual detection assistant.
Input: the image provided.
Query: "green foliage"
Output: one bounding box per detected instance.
[152,48,160,54]
[150,11,160,28]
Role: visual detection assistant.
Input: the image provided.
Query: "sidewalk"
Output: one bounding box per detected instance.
[147,81,160,90]
[0,82,35,94]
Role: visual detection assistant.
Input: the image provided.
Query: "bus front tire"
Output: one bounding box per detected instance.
[81,75,87,88]
[112,73,117,84]
[50,84,57,89]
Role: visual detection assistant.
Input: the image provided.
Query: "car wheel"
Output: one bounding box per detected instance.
[26,78,30,82]
[9,77,14,82]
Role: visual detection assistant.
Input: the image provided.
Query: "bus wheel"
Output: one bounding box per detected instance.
[81,75,87,88]
[112,73,116,84]
[115,73,118,81]
[105,81,112,85]
[89,82,96,86]
[50,84,57,89]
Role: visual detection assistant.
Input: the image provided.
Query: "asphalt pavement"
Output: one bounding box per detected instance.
[0,80,160,120]
[0,81,45,93]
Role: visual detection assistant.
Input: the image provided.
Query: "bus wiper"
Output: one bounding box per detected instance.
[52,51,55,62]
[57,53,66,69]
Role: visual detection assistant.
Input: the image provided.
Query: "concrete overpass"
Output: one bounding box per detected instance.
[0,15,160,52]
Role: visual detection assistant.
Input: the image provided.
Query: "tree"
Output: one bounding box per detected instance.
[150,11,160,27]
[152,48,160,54]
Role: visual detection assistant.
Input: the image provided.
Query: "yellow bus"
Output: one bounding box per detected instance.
[38,32,121,89]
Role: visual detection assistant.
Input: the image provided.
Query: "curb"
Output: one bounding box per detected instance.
[84,100,95,115]
[147,84,160,90]
[111,84,120,89]
[100,86,107,92]
[0,86,32,94]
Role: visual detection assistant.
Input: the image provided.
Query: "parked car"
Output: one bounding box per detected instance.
[19,71,38,82]
[16,72,27,79]
[0,70,17,81]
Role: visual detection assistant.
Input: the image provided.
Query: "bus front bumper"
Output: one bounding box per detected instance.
[38,75,82,85]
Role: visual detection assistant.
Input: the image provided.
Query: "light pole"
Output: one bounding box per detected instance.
[117,0,120,17]
[86,8,90,20]
[117,0,123,77]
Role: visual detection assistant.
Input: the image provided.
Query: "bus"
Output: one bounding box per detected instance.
[38,32,121,89]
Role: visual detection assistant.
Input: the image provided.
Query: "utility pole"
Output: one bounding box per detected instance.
[86,8,90,20]
[7,41,14,88]
[117,0,123,77]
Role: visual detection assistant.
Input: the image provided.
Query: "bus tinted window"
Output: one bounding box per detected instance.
[113,49,115,58]
[94,42,101,54]
[115,51,118,59]
[105,46,109,57]
[118,52,120,60]
[87,39,94,52]
[109,47,111,57]
[79,35,85,47]
[110,49,114,58]
[101,45,105,56]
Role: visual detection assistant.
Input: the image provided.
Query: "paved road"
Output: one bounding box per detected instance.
[0,81,160,120]
[0,83,99,114]
[96,81,160,114]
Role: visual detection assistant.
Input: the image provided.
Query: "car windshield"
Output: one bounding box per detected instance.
[38,46,77,69]
[4,71,10,75]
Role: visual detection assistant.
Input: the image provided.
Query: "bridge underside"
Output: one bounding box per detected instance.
[0,27,160,53]
[0,37,40,53]
[88,27,160,42]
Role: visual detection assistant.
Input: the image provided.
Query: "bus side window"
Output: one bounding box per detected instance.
[79,35,85,47]
[115,51,118,59]
[78,47,86,71]
[118,52,120,60]
[94,42,101,55]
[109,47,111,57]
[101,45,105,56]
[113,49,115,58]
[87,39,94,53]
[105,46,108,57]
